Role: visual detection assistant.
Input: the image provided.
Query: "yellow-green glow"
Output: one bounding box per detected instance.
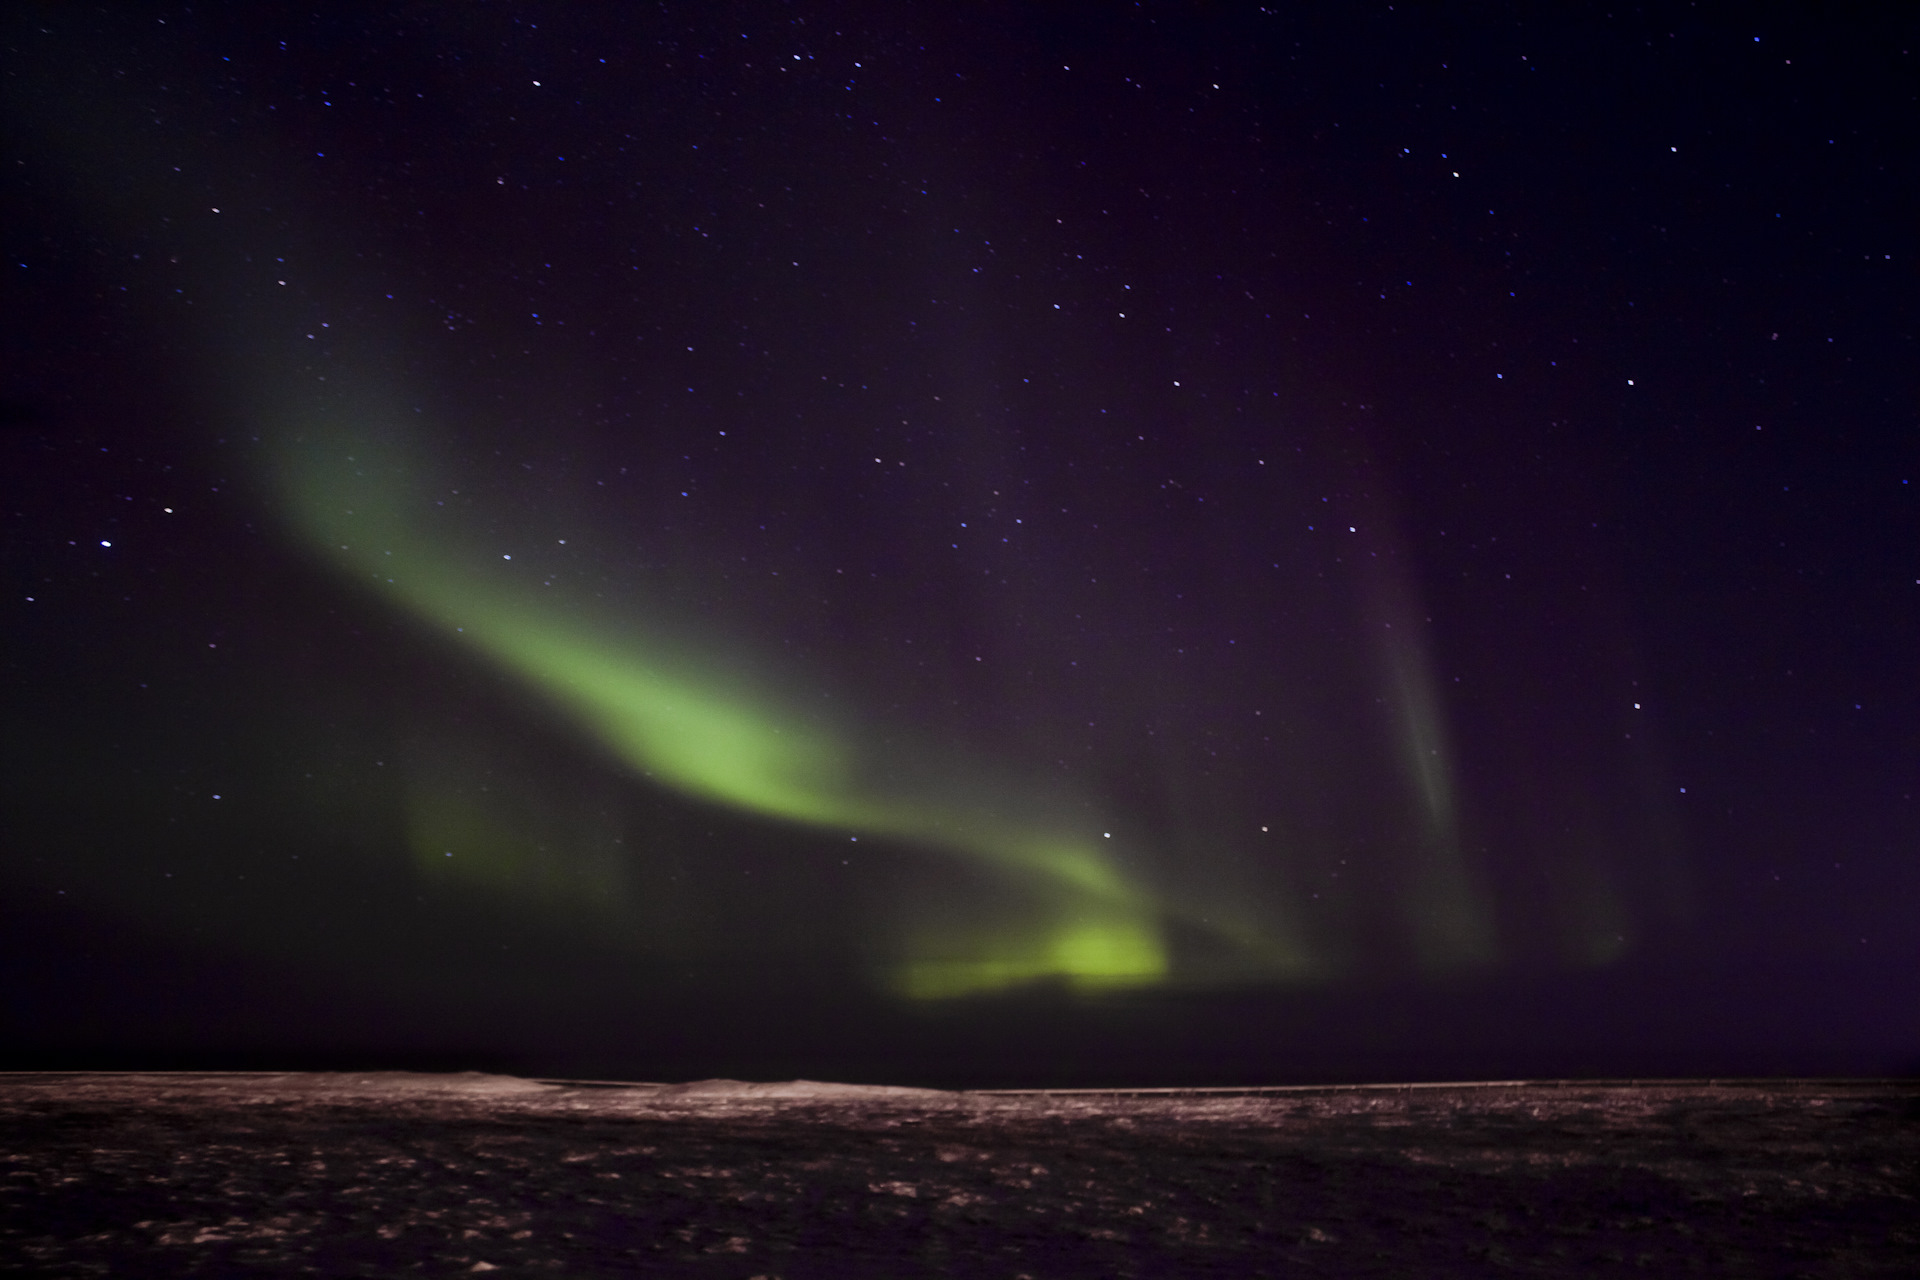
[426,596,855,825]
[273,423,1169,995]
[894,916,1169,1000]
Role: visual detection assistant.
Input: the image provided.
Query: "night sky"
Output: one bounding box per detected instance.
[3,3,1915,1087]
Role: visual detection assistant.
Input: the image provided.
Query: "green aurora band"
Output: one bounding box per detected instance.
[13,39,1648,1001]
[270,421,1258,999]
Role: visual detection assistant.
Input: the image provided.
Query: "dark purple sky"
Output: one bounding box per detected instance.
[2,2,1915,1086]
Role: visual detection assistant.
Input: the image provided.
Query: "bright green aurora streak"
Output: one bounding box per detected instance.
[273,423,1199,999]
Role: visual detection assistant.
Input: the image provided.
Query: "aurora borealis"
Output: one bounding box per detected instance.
[280,418,1181,998]
[3,4,1915,1084]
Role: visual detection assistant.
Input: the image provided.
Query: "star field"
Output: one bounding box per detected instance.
[1,3,1915,1084]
